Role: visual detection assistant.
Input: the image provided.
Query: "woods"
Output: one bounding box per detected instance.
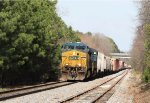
[0,0,120,87]
[77,31,120,55]
[131,0,150,82]
[0,0,79,86]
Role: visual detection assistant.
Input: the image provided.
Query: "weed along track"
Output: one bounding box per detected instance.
[0,81,76,101]
[60,70,128,103]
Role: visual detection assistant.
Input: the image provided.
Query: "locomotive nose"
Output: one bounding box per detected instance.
[61,49,87,80]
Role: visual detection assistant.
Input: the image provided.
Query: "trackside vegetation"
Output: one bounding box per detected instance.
[0,0,119,87]
[0,0,80,86]
[77,31,120,55]
[140,1,150,83]
[132,0,150,83]
[143,24,150,82]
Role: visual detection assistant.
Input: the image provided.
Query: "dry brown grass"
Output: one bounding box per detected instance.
[130,70,150,103]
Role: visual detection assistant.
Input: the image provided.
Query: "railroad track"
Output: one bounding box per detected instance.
[0,81,76,101]
[60,70,128,103]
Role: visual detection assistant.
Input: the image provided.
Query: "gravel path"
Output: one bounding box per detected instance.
[0,70,125,103]
[107,69,134,103]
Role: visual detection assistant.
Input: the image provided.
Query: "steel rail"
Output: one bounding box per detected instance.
[60,70,127,103]
[0,81,76,101]
[93,70,128,103]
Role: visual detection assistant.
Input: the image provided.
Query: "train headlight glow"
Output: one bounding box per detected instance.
[78,63,81,66]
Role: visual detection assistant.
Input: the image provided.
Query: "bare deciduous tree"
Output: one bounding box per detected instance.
[77,32,119,55]
[131,25,145,72]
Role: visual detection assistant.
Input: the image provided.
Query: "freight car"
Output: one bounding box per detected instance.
[96,52,112,73]
[60,42,124,81]
[111,58,120,71]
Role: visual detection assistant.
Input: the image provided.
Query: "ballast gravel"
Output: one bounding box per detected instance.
[107,69,134,103]
[0,70,125,103]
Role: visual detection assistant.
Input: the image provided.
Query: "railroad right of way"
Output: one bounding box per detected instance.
[0,70,128,103]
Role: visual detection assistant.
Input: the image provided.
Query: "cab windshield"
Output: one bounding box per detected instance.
[76,46,85,50]
[61,43,88,52]
[63,45,74,50]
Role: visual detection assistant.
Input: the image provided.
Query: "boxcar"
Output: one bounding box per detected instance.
[97,52,106,72]
[111,58,120,71]
[119,60,124,69]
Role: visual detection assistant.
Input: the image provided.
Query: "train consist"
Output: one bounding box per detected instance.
[60,42,128,81]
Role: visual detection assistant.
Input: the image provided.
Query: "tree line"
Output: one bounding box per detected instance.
[0,0,120,87]
[0,0,79,86]
[77,31,120,55]
[131,0,150,82]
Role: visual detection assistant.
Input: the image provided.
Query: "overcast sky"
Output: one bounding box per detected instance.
[56,0,138,52]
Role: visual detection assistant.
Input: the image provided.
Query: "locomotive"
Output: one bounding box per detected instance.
[60,42,125,81]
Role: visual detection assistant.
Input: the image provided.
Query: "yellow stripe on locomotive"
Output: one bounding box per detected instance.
[62,50,87,69]
[60,42,90,81]
[61,50,89,80]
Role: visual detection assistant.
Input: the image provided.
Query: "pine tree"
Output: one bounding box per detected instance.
[0,0,80,86]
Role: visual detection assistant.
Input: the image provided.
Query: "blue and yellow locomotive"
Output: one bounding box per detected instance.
[60,42,97,80]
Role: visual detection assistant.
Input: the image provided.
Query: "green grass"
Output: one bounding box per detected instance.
[0,88,8,92]
[143,67,150,83]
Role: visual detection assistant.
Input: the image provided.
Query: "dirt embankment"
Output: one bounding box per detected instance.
[129,70,150,103]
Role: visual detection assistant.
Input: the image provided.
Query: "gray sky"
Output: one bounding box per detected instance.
[57,0,138,52]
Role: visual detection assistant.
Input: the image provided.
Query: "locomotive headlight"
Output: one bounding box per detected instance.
[78,63,81,66]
